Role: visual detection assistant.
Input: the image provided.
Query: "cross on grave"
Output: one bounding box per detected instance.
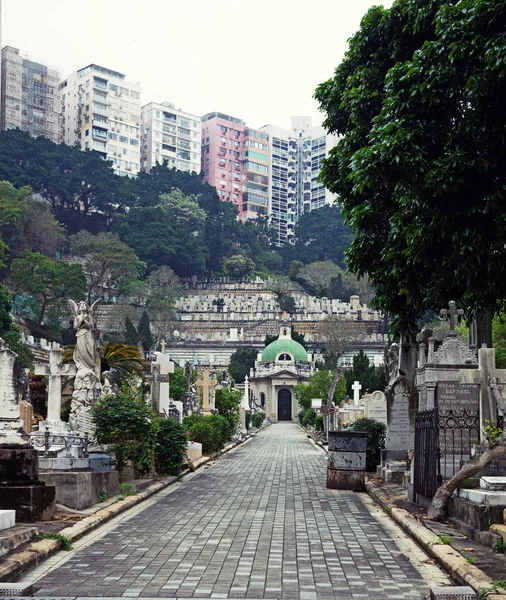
[352,381,362,406]
[440,300,464,337]
[35,343,76,423]
[160,339,166,354]
[196,369,218,415]
[151,352,175,414]
[460,346,506,430]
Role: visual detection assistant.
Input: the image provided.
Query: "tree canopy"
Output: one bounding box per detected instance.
[315,0,506,336]
[10,251,86,326]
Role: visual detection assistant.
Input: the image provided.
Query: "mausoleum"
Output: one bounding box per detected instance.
[249,324,315,422]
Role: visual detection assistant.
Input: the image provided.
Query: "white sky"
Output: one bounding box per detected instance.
[3,0,393,130]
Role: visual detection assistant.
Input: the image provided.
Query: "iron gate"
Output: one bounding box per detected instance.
[414,408,480,501]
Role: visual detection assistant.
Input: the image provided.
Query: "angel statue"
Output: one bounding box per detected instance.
[68,299,103,438]
[68,299,101,379]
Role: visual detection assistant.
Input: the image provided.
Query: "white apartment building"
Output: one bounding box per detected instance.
[261,117,338,247]
[59,64,141,177]
[0,46,61,143]
[141,102,201,173]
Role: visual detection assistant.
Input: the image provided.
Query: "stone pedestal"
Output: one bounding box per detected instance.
[38,471,119,510]
[326,431,367,491]
[0,485,56,521]
[0,446,56,522]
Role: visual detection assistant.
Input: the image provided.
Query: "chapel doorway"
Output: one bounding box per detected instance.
[278,389,292,421]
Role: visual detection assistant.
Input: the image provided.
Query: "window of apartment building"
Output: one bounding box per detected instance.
[119,135,128,143]
[220,126,228,134]
[108,132,118,140]
[85,129,89,136]
[130,138,139,145]
[193,121,199,128]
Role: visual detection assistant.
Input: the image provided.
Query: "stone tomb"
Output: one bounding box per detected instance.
[0,339,56,522]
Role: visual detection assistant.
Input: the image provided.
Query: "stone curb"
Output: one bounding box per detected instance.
[0,427,265,583]
[366,479,506,596]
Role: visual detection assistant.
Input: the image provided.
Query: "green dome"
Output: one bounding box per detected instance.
[262,338,308,362]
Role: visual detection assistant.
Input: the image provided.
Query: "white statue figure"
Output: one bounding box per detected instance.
[68,299,101,379]
[68,299,103,437]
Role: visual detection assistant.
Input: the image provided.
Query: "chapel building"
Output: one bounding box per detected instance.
[249,324,315,422]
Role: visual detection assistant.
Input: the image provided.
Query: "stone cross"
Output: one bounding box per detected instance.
[35,343,76,423]
[196,369,218,415]
[352,381,362,405]
[160,339,166,354]
[151,352,175,414]
[240,375,250,434]
[460,347,506,429]
[440,300,464,336]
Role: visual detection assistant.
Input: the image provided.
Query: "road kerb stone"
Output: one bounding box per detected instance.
[0,429,264,583]
[366,478,506,595]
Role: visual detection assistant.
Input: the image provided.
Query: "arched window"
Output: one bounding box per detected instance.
[278,353,292,361]
[260,392,265,407]
[283,329,288,336]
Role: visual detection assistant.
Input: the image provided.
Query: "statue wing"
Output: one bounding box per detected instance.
[90,298,101,316]
[68,298,79,317]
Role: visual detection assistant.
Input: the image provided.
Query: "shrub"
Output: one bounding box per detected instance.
[251,412,265,428]
[185,414,229,454]
[154,417,188,475]
[352,417,386,471]
[215,387,242,436]
[183,413,203,430]
[92,382,153,475]
[315,414,324,431]
[302,409,317,427]
[298,409,306,424]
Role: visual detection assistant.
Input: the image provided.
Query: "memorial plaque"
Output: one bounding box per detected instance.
[311,398,322,409]
[328,431,367,452]
[385,395,414,451]
[437,382,479,413]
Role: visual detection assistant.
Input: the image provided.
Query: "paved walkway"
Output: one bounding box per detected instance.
[30,424,448,599]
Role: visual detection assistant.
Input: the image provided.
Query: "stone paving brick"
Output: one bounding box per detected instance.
[33,424,442,598]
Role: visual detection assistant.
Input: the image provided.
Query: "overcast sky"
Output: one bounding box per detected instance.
[3,0,393,130]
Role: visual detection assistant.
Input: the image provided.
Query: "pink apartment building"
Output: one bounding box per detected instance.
[201,112,269,222]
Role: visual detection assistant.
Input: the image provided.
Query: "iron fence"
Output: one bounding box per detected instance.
[414,408,480,501]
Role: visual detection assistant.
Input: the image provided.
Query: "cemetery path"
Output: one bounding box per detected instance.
[29,424,448,599]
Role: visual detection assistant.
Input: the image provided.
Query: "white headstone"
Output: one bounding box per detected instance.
[365,390,387,425]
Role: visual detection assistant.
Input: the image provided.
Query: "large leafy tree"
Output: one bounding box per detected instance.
[114,190,208,276]
[10,251,87,326]
[281,205,353,267]
[69,231,143,303]
[315,0,506,339]
[344,349,385,395]
[228,347,258,383]
[293,370,347,411]
[0,130,129,229]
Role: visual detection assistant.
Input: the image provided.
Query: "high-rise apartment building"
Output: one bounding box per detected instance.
[201,112,270,222]
[242,127,269,220]
[141,102,201,173]
[0,46,61,143]
[59,64,141,177]
[201,112,247,216]
[261,117,338,246]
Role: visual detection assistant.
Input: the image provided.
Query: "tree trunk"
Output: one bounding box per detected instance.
[427,441,506,521]
[328,368,343,405]
[476,308,493,350]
